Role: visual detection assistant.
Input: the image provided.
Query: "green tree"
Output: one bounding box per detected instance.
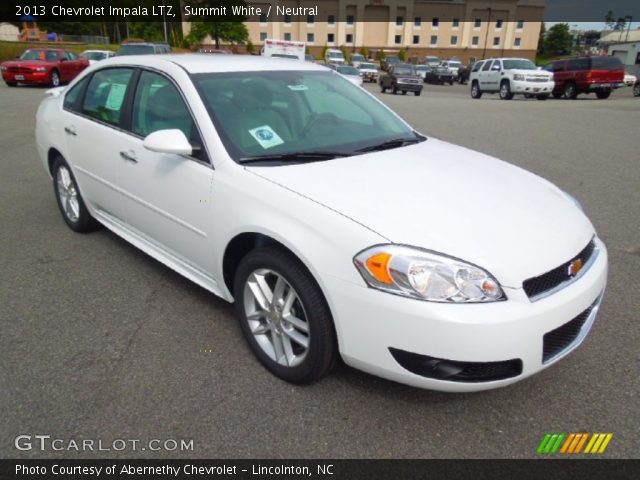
[321,44,328,60]
[537,22,546,54]
[246,38,255,54]
[359,46,369,59]
[544,23,572,55]
[375,49,386,61]
[339,45,350,63]
[397,49,406,61]
[183,0,249,48]
[605,10,616,30]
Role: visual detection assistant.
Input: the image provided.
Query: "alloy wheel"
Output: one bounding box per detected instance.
[56,165,80,223]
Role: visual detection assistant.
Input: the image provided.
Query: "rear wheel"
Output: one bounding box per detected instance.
[402,90,407,95]
[499,81,514,100]
[414,90,421,96]
[392,84,398,94]
[380,85,386,93]
[234,246,337,384]
[52,156,97,233]
[595,89,611,99]
[470,81,482,99]
[563,82,577,99]
[634,83,640,97]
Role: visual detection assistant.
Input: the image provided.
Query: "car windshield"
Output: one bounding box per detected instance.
[337,66,359,75]
[359,63,376,70]
[502,59,536,70]
[415,66,429,71]
[448,61,462,68]
[192,71,419,163]
[394,67,415,75]
[328,52,344,59]
[83,51,108,61]
[115,45,154,56]
[20,49,58,61]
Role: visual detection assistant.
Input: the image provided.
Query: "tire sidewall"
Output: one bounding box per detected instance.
[50,70,60,87]
[52,156,94,232]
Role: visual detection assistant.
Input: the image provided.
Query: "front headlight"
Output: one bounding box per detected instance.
[354,245,506,303]
[36,67,47,72]
[0,66,6,71]
[513,73,525,81]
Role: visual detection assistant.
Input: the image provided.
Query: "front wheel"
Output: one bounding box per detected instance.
[563,82,577,99]
[5,81,17,87]
[414,90,421,96]
[402,90,407,95]
[470,82,482,99]
[234,247,337,384]
[392,85,398,94]
[499,81,514,100]
[52,156,97,232]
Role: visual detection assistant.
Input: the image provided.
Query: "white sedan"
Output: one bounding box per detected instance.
[35,55,607,392]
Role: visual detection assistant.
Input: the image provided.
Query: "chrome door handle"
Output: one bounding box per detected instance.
[64,126,77,136]
[119,150,138,163]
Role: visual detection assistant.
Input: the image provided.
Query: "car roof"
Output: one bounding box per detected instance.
[99,54,328,74]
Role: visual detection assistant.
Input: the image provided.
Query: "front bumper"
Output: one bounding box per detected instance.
[325,237,608,392]
[2,71,49,84]
[511,79,555,94]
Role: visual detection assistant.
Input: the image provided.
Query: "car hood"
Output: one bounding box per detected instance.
[249,138,595,287]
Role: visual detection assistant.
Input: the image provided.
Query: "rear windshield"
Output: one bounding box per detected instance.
[115,45,155,56]
[337,66,359,75]
[590,56,623,70]
[359,63,376,70]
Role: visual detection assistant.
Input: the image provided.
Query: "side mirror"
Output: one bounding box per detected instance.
[143,129,193,156]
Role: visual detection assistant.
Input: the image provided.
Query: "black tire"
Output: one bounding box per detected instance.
[49,69,60,87]
[552,91,563,99]
[470,81,482,99]
[449,80,453,85]
[634,83,640,97]
[563,82,577,99]
[234,246,337,384]
[536,94,549,100]
[5,81,17,87]
[402,90,407,95]
[52,156,98,233]
[595,89,611,99]
[392,84,398,94]
[414,90,421,96]
[380,85,386,93]
[499,80,514,100]
[524,93,533,99]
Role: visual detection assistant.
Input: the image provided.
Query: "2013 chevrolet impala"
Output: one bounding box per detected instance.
[35,55,607,392]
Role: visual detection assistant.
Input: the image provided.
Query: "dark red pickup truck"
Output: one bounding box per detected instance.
[550,56,625,99]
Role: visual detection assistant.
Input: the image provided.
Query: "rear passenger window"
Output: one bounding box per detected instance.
[63,76,88,112]
[82,68,134,126]
[567,58,589,71]
[552,62,564,72]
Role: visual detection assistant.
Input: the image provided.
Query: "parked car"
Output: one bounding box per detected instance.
[414,64,431,81]
[335,65,363,87]
[634,78,640,97]
[114,42,171,56]
[80,50,114,65]
[379,64,423,95]
[424,56,440,67]
[550,56,625,99]
[470,58,554,100]
[457,63,473,84]
[305,54,315,62]
[1,48,89,87]
[324,49,345,65]
[35,55,607,392]
[357,62,378,83]
[424,65,454,85]
[624,73,637,86]
[350,53,366,68]
[380,55,400,72]
[441,60,462,80]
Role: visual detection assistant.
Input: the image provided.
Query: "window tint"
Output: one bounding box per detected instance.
[567,58,589,71]
[68,51,78,60]
[552,61,565,72]
[591,56,623,70]
[82,68,134,126]
[472,61,483,72]
[481,60,492,71]
[131,71,194,142]
[63,76,89,112]
[61,51,71,61]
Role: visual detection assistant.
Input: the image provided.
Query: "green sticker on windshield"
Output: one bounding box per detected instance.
[249,125,284,149]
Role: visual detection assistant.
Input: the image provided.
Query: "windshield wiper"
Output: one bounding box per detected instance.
[238,151,350,165]
[355,135,425,153]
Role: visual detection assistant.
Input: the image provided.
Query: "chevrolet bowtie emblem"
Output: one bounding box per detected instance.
[568,258,583,277]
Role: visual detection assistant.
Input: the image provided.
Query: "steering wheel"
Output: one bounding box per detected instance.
[303,112,339,137]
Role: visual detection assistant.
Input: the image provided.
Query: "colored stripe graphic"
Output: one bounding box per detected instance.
[538,433,613,454]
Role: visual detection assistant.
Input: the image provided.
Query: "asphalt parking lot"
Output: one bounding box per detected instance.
[1,80,638,459]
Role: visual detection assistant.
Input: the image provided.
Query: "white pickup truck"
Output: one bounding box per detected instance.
[469,58,554,100]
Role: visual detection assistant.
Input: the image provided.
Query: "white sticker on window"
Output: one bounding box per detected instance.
[248,125,284,149]
[287,84,308,91]
[105,83,127,110]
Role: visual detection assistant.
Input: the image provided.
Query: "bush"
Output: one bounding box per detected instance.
[375,49,386,61]
[246,38,255,54]
[398,49,406,61]
[359,46,369,59]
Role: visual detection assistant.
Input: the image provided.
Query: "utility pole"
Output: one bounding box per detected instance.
[625,16,633,42]
[162,0,168,44]
[482,8,492,59]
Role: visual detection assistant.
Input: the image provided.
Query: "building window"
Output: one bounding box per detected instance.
[472,36,479,46]
[327,33,335,43]
[328,15,335,25]
[284,15,292,25]
[414,17,421,27]
[346,15,354,25]
[430,35,437,46]
[284,32,291,41]
[432,17,439,27]
[413,35,420,45]
[307,33,315,43]
[395,35,402,44]
[346,33,353,43]
[493,36,500,46]
[396,16,403,26]
[517,20,524,29]
[514,37,521,47]
[259,14,267,24]
[495,19,503,29]
[450,35,458,45]
[452,18,460,28]
[307,15,315,24]
[260,32,267,41]
[474,18,481,28]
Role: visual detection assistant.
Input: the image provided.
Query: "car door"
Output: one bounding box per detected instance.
[117,69,215,271]
[62,67,136,222]
[485,60,502,91]
[58,51,76,82]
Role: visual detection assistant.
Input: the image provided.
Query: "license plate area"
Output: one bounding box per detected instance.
[15,75,24,80]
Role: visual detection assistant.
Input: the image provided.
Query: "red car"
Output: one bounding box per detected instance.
[1,48,89,88]
[550,56,625,99]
